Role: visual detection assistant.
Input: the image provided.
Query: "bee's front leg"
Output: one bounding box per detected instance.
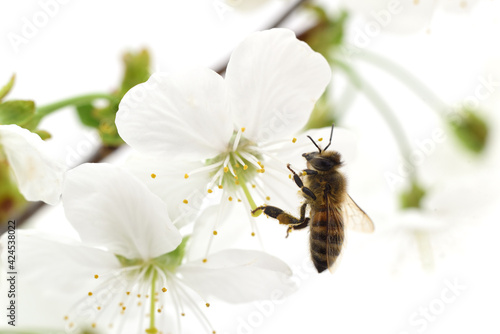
[287,164,316,200]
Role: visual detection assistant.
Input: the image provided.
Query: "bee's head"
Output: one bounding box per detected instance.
[302,124,342,171]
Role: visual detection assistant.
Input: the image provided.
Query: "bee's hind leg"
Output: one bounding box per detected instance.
[252,203,310,238]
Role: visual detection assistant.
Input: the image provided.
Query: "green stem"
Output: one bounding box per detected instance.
[146,270,158,334]
[333,58,417,181]
[354,49,448,116]
[35,93,117,118]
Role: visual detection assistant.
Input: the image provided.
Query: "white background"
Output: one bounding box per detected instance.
[1,0,500,333]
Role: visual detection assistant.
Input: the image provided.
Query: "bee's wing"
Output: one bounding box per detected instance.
[342,194,374,233]
[326,197,346,274]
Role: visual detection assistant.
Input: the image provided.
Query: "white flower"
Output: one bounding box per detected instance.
[0,163,295,333]
[115,28,333,240]
[0,124,65,205]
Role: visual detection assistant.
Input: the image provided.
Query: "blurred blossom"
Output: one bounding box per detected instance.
[0,124,65,205]
[339,0,480,35]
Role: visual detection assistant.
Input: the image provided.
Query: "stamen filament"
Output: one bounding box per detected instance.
[186,161,224,177]
[232,127,244,152]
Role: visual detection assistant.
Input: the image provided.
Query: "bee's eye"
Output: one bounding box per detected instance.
[310,157,334,171]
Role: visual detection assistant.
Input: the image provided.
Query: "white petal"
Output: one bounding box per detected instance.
[178,249,296,303]
[0,124,65,205]
[62,163,182,259]
[226,28,331,142]
[0,231,120,327]
[116,70,233,161]
[124,151,211,226]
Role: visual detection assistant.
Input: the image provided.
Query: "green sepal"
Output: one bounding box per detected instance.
[34,129,52,140]
[300,8,348,62]
[120,49,151,94]
[399,181,426,209]
[153,236,189,271]
[304,94,338,130]
[75,103,101,128]
[448,108,488,154]
[0,100,35,126]
[0,155,26,222]
[0,74,16,102]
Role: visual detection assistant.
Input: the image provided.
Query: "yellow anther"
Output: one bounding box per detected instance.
[302,171,307,176]
[181,313,186,317]
[94,274,99,279]
[241,127,246,132]
[151,173,156,179]
[257,161,263,167]
[122,306,126,311]
[218,185,223,189]
[97,306,101,310]
[251,232,256,237]
[213,230,218,236]
[183,199,188,204]
[138,302,142,306]
[238,199,242,202]
[208,189,213,193]
[162,287,167,293]
[235,163,240,168]
[266,196,271,201]
[157,309,162,313]
[137,294,141,298]
[234,175,238,180]
[184,174,189,179]
[64,316,69,321]
[126,291,130,295]
[119,302,124,306]
[289,174,292,179]
[318,137,323,142]
[243,165,248,170]
[252,184,256,188]
[206,303,210,307]
[88,292,93,296]
[292,138,297,143]
[202,258,207,263]
[92,323,96,328]
[228,196,233,201]
[224,167,229,173]
[235,180,240,185]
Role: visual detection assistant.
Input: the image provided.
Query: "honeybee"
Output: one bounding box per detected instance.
[252,124,374,273]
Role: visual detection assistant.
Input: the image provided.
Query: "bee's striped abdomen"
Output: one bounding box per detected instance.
[309,208,344,273]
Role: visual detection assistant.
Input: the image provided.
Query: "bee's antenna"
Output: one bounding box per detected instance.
[307,135,322,153]
[323,123,335,151]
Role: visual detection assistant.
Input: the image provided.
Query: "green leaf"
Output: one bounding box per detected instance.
[448,108,488,154]
[0,100,35,126]
[0,74,15,102]
[75,103,101,128]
